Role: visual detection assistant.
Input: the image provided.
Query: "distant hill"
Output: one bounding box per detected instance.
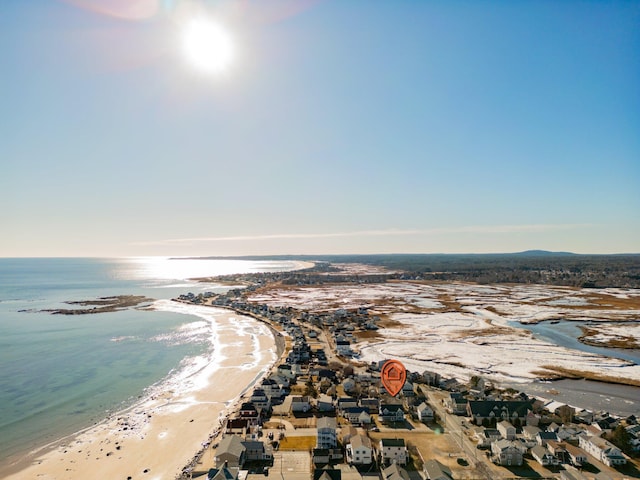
[514,250,576,256]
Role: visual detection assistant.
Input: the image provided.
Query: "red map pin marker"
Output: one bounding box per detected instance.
[381,359,407,397]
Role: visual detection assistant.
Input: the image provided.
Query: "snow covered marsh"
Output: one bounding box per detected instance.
[248,280,640,385]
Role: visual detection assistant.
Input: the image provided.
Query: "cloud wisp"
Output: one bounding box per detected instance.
[132,223,595,247]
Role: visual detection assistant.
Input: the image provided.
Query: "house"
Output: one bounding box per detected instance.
[379,438,408,466]
[546,440,568,463]
[238,403,260,424]
[317,417,338,449]
[215,435,246,468]
[207,466,239,480]
[343,378,357,394]
[337,397,359,412]
[423,459,453,480]
[401,381,415,397]
[379,404,405,423]
[475,428,501,448]
[522,425,541,441]
[312,448,343,465]
[564,443,588,467]
[277,364,296,380]
[467,400,533,425]
[317,394,335,412]
[531,445,559,466]
[381,462,410,480]
[416,402,434,422]
[579,435,627,467]
[343,407,371,425]
[537,431,559,446]
[346,434,373,465]
[291,396,312,413]
[313,468,341,480]
[446,392,468,415]
[497,420,516,440]
[359,398,380,414]
[491,440,524,466]
[241,440,272,462]
[250,389,271,412]
[261,378,284,399]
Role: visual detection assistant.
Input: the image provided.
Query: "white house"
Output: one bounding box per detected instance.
[416,402,434,422]
[491,440,524,466]
[346,434,373,465]
[579,435,627,467]
[379,438,407,466]
[497,420,516,440]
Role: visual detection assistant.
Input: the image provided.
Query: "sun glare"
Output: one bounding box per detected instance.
[182,17,234,74]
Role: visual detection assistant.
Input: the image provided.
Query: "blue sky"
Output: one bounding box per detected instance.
[1,0,638,257]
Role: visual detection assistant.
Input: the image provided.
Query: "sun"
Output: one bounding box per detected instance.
[182,17,234,74]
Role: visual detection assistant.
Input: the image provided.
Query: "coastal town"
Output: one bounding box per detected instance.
[174,263,640,480]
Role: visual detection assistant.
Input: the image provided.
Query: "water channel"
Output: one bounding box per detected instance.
[503,319,639,416]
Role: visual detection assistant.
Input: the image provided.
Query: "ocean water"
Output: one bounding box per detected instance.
[0,257,302,466]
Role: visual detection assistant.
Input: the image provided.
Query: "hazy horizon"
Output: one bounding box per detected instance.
[2,1,638,257]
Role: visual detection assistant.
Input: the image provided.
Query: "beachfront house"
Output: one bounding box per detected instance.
[379,438,408,466]
[215,435,246,468]
[345,434,373,465]
[241,440,272,462]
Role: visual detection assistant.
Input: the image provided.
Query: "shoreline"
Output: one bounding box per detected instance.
[1,302,287,480]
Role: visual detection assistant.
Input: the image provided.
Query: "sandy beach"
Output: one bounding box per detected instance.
[2,302,282,480]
